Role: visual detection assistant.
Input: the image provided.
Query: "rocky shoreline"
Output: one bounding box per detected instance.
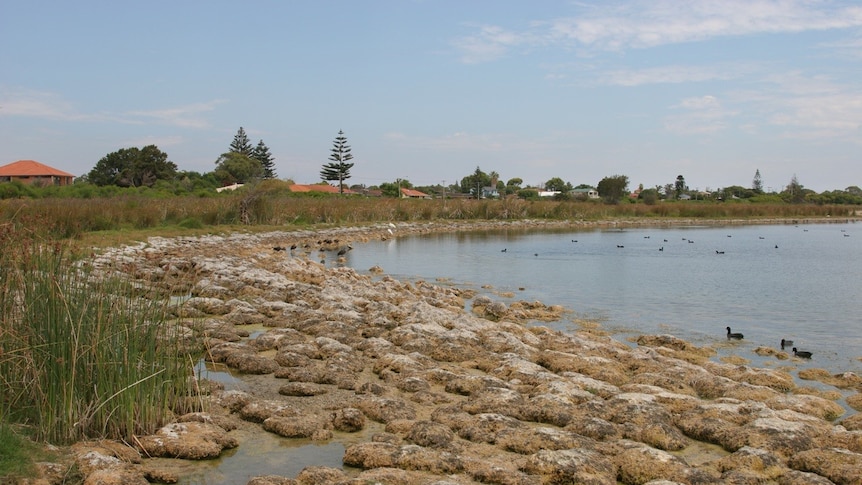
[46,220,862,484]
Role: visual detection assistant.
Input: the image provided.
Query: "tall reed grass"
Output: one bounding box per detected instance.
[1,192,854,241]
[0,220,200,444]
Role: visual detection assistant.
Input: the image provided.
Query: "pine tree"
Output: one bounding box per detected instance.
[752,169,763,193]
[320,130,354,194]
[229,127,253,156]
[252,139,276,179]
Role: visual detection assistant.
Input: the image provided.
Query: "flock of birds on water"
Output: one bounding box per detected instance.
[499,226,852,256]
[269,224,843,362]
[726,326,813,359]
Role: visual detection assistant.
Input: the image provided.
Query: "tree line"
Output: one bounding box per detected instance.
[6,128,858,205]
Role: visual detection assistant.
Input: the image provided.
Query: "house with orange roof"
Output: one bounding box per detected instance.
[288,183,356,195]
[400,188,431,199]
[0,160,75,186]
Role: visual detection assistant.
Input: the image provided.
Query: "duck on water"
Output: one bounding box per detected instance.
[793,348,813,359]
[726,327,744,339]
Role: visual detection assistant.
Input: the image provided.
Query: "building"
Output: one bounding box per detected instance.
[289,184,357,195]
[0,160,75,186]
[572,188,599,199]
[400,188,431,199]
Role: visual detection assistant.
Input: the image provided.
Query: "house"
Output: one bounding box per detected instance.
[572,188,599,199]
[0,160,75,186]
[400,188,431,199]
[289,184,357,195]
[538,190,561,197]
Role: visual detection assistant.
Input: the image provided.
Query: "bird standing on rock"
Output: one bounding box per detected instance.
[726,327,744,339]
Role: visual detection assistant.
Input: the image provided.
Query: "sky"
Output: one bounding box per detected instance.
[2,0,862,193]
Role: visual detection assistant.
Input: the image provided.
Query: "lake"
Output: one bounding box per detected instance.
[342,220,862,376]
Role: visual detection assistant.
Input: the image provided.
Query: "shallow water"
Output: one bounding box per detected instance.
[342,221,862,377]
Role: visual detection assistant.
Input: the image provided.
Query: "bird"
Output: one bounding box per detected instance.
[775,245,779,249]
[780,339,793,349]
[336,245,353,256]
[659,247,664,251]
[792,348,812,359]
[272,246,287,252]
[715,250,725,254]
[501,248,507,252]
[726,327,744,339]
[616,245,625,248]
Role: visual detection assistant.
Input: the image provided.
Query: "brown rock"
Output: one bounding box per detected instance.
[135,422,238,459]
[788,448,862,485]
[522,448,616,485]
[331,407,366,432]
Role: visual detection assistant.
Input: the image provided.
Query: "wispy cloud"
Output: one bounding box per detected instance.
[664,95,736,134]
[0,87,95,121]
[598,63,752,86]
[454,0,862,62]
[0,86,224,129]
[127,100,226,129]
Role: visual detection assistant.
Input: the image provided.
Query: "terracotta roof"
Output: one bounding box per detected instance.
[289,184,355,194]
[0,160,75,177]
[401,188,430,198]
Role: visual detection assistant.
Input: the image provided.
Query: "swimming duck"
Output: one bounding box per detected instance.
[726,327,744,339]
[792,348,812,359]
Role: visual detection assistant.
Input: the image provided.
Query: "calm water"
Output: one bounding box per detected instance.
[342,221,862,375]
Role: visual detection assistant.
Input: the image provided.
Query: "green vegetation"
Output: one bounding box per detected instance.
[1,220,201,448]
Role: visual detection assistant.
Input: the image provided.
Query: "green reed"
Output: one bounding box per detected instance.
[0,221,199,444]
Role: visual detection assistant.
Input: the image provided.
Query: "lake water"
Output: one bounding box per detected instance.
[343,221,862,376]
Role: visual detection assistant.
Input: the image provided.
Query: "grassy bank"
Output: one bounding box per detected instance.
[1,188,855,244]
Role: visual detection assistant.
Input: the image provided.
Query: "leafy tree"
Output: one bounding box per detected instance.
[320,130,354,194]
[379,178,413,198]
[596,175,629,204]
[213,151,263,185]
[752,169,763,193]
[88,145,177,187]
[640,188,660,205]
[674,175,687,199]
[230,127,253,155]
[252,140,276,179]
[460,166,492,198]
[846,186,862,196]
[544,177,573,192]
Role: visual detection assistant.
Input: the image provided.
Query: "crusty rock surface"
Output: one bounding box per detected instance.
[65,222,862,485]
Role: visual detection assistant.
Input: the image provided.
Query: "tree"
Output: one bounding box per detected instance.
[320,130,354,194]
[213,151,263,185]
[230,127,253,156]
[783,174,807,204]
[674,175,687,199]
[252,140,276,179]
[460,166,491,198]
[544,177,573,192]
[752,169,763,193]
[88,145,177,187]
[596,175,629,204]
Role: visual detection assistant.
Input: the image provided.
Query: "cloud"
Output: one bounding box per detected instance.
[664,95,736,134]
[0,87,93,121]
[0,86,224,129]
[126,100,226,129]
[598,63,751,86]
[454,0,862,61]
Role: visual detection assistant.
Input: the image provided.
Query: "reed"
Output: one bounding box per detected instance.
[1,192,856,243]
[0,220,200,444]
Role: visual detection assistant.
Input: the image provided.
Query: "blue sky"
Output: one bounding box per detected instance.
[2,0,862,193]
